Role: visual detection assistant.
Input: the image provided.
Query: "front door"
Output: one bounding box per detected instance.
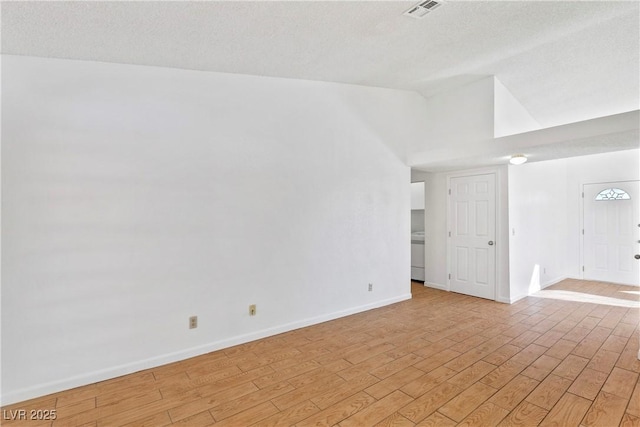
[583,181,639,286]
[449,173,496,300]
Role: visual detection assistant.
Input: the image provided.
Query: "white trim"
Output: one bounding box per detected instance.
[0,293,411,406]
[541,275,570,290]
[424,282,447,291]
[506,294,524,304]
[446,167,501,301]
[509,275,570,304]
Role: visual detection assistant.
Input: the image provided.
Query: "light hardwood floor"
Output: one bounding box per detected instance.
[3,279,639,427]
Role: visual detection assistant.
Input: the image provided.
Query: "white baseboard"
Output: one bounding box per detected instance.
[507,275,571,304]
[541,275,569,289]
[1,293,411,406]
[424,282,447,291]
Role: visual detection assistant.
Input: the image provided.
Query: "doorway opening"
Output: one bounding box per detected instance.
[411,181,425,282]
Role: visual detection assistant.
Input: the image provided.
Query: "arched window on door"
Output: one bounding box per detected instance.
[595,188,631,201]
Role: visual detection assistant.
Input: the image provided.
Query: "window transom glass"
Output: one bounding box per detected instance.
[595,188,631,201]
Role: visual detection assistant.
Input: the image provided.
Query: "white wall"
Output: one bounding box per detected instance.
[423,172,448,289]
[411,211,425,233]
[410,77,495,166]
[1,55,429,404]
[496,166,511,303]
[565,149,640,278]
[508,149,640,301]
[508,160,569,301]
[493,77,540,138]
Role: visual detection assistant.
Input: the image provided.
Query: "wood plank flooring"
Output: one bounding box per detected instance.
[3,279,639,426]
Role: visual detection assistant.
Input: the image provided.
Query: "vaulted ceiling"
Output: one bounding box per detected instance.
[2,1,639,160]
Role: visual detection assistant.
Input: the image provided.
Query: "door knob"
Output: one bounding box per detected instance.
[635,254,640,260]
[488,241,494,246]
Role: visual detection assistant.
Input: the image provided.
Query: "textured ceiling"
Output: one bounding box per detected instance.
[2,1,639,163]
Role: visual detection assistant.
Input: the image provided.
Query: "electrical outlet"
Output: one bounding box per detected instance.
[189,316,198,329]
[249,304,256,316]
[368,283,373,292]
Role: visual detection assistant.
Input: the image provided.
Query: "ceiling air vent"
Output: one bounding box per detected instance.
[404,0,443,19]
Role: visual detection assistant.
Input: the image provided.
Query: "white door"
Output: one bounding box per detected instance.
[583,181,639,286]
[449,173,496,300]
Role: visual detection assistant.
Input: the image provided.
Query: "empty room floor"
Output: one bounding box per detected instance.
[2,279,639,426]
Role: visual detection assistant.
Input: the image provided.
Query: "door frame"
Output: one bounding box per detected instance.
[446,166,507,302]
[580,179,639,283]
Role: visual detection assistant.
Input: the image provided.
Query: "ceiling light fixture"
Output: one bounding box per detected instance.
[509,154,528,165]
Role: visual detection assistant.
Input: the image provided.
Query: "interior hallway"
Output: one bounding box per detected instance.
[2,279,639,426]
